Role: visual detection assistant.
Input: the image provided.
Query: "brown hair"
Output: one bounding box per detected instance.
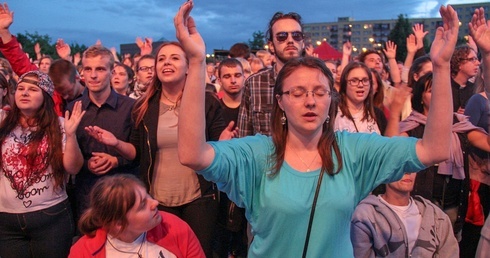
[83,45,115,70]
[217,58,243,78]
[338,62,376,122]
[271,57,342,176]
[133,42,184,127]
[450,45,476,76]
[135,54,155,73]
[0,74,64,189]
[78,174,144,237]
[370,69,384,111]
[49,59,78,84]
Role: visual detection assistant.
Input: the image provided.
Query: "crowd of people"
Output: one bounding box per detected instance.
[0,0,489,257]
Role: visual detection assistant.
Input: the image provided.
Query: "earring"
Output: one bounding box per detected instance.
[325,115,330,124]
[281,112,287,125]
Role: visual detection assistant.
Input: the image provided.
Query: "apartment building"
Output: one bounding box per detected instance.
[303,2,490,55]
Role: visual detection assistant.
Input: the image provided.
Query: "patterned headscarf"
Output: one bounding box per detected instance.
[18,70,54,97]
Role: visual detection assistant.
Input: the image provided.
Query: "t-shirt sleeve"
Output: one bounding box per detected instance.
[337,131,426,201]
[464,94,484,126]
[197,135,271,211]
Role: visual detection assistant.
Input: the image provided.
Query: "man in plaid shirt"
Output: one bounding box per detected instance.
[237,12,305,137]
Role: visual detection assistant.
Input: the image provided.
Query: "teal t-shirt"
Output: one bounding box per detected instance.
[199,131,425,257]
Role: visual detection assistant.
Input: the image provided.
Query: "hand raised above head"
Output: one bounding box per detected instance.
[383,40,397,60]
[469,7,490,54]
[0,2,13,31]
[56,38,71,60]
[430,5,459,67]
[342,41,352,56]
[406,34,417,54]
[174,0,205,61]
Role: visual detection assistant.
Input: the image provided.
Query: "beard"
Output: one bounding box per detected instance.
[271,42,304,65]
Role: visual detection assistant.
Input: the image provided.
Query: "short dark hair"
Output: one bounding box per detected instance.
[218,58,243,78]
[266,12,303,42]
[229,43,251,59]
[49,59,77,84]
[358,50,383,64]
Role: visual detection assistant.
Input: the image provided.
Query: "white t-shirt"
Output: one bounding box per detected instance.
[0,115,67,213]
[379,196,422,253]
[334,108,381,134]
[106,233,176,258]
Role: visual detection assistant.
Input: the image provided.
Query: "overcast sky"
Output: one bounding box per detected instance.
[8,0,487,54]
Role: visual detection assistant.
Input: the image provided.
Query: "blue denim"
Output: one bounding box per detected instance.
[0,198,74,258]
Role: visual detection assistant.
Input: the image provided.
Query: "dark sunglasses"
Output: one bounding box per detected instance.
[275,31,304,42]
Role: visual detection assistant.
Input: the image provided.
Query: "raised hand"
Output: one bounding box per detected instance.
[383,40,397,60]
[430,5,459,67]
[412,23,428,49]
[64,101,85,137]
[34,42,41,55]
[305,44,318,58]
[406,34,417,54]
[56,38,71,60]
[469,7,490,54]
[84,125,119,147]
[174,0,205,61]
[136,37,153,55]
[342,41,352,56]
[73,52,81,65]
[0,3,13,30]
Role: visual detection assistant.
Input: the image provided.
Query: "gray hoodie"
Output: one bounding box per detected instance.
[351,195,458,258]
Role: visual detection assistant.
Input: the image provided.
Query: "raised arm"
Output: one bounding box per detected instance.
[34,42,42,61]
[339,41,352,74]
[56,39,72,61]
[383,40,401,84]
[0,2,37,75]
[136,37,153,56]
[63,101,85,174]
[415,5,458,166]
[468,7,490,144]
[402,34,417,83]
[177,0,215,170]
[0,2,13,44]
[469,8,490,97]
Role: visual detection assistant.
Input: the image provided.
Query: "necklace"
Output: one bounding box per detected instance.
[162,91,177,104]
[106,233,145,258]
[289,146,319,172]
[162,92,178,111]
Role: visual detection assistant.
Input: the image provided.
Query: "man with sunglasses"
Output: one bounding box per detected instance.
[450,45,480,113]
[237,11,305,137]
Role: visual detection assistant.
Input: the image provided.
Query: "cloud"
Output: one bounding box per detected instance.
[8,0,490,54]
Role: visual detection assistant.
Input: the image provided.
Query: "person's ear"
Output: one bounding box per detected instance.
[268,41,275,55]
[276,94,284,110]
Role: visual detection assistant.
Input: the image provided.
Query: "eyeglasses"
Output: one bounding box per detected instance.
[138,66,154,72]
[280,87,330,102]
[275,31,304,42]
[347,78,370,86]
[462,57,479,63]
